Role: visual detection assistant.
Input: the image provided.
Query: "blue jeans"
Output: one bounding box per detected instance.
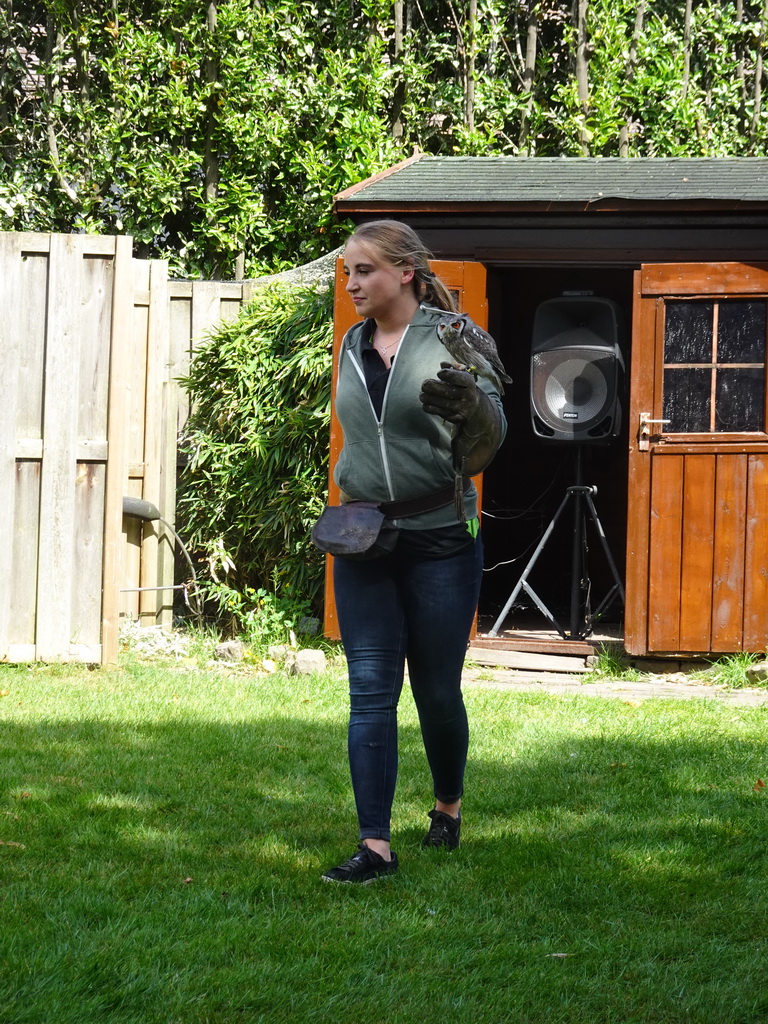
[333,536,483,841]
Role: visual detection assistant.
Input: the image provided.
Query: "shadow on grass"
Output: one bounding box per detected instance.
[2,689,768,1023]
[2,702,767,881]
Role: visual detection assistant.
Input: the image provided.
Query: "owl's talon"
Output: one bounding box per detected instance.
[451,361,478,380]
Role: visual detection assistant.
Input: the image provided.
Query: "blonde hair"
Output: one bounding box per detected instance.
[347,220,458,312]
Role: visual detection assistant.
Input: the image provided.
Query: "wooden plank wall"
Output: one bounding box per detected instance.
[168,280,252,436]
[1,231,254,662]
[121,257,174,627]
[121,279,253,627]
[648,449,768,653]
[0,233,126,662]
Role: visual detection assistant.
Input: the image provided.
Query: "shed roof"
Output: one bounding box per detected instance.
[333,156,768,213]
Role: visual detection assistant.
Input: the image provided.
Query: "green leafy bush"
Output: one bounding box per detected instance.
[177,283,333,627]
[6,1,768,278]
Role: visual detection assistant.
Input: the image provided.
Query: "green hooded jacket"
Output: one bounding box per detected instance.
[333,305,507,530]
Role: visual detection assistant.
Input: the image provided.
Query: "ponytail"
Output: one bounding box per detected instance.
[414,267,457,313]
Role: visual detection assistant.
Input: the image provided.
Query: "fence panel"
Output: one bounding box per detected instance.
[1,232,253,662]
[169,280,250,434]
[0,233,126,662]
[120,278,253,629]
[0,234,23,658]
[120,259,177,627]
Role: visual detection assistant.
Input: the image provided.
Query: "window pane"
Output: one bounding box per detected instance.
[717,300,766,364]
[715,368,765,431]
[663,367,711,432]
[664,301,714,363]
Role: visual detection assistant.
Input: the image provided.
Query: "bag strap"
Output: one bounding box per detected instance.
[378,477,472,519]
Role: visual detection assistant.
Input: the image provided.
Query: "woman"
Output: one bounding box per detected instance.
[321,220,507,884]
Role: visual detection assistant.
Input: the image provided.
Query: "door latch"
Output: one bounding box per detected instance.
[638,411,671,452]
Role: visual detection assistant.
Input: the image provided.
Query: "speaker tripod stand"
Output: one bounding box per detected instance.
[488,447,625,641]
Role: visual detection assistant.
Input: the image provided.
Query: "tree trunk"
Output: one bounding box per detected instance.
[447,0,475,134]
[619,0,645,156]
[44,11,77,204]
[735,0,746,105]
[752,0,768,143]
[682,0,693,100]
[574,0,590,154]
[204,1,230,272]
[465,0,477,133]
[392,0,405,139]
[518,1,539,155]
[204,0,219,207]
[72,15,91,157]
[0,0,12,147]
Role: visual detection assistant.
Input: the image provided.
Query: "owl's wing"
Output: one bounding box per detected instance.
[465,323,512,384]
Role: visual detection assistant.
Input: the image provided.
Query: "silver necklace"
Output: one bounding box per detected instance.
[374,332,403,357]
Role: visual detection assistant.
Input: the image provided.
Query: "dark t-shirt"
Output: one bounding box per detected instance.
[361,342,389,418]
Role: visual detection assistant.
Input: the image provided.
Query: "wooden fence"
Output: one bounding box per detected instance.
[0,232,253,664]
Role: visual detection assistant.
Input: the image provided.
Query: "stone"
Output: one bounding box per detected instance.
[745,662,768,684]
[267,644,292,663]
[289,649,327,675]
[215,640,245,662]
[250,247,341,292]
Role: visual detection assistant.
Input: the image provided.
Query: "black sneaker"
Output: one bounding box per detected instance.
[321,843,399,884]
[421,809,461,850]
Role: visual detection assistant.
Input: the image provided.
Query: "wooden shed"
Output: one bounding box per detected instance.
[329,156,768,659]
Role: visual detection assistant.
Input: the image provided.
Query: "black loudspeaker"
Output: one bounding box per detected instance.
[530,296,625,443]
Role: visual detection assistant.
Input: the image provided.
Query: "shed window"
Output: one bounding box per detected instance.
[663,299,766,433]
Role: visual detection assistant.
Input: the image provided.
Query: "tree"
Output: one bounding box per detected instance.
[2,0,768,278]
[0,0,402,276]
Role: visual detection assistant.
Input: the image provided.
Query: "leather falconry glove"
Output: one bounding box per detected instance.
[420,364,504,520]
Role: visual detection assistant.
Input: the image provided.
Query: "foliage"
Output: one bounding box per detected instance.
[692,651,767,689]
[177,281,333,621]
[3,1,768,277]
[584,641,644,682]
[3,662,768,1022]
[202,580,315,649]
[0,0,400,276]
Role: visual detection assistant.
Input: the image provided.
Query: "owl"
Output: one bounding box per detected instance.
[433,314,511,523]
[435,314,512,396]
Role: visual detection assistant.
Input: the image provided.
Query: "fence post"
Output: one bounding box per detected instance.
[139,259,174,626]
[102,235,134,664]
[0,234,22,660]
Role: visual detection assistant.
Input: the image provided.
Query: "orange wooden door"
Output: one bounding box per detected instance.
[323,259,489,638]
[625,263,768,655]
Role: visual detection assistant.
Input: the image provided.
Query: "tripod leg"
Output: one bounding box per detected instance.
[487,490,572,637]
[584,492,626,604]
[569,487,586,639]
[520,580,571,640]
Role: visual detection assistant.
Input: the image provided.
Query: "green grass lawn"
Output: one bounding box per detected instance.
[1,655,767,1024]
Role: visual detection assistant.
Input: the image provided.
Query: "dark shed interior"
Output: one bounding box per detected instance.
[480,265,632,629]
